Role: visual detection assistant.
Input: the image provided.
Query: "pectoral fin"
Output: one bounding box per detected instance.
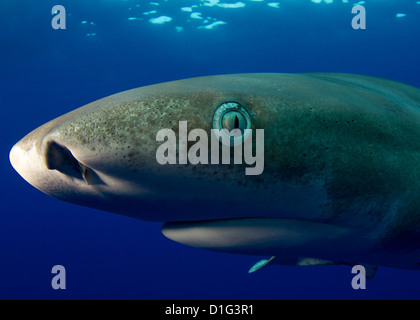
[249,256,276,273]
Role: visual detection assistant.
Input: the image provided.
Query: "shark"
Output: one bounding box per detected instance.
[9,73,420,275]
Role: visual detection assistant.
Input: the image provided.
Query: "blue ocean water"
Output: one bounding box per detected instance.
[1,0,420,300]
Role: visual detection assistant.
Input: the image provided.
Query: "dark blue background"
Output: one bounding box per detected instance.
[1,0,420,299]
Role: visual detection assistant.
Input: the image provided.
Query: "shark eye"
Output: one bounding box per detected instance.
[212,102,252,146]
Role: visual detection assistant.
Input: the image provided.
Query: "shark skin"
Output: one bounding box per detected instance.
[9,73,420,272]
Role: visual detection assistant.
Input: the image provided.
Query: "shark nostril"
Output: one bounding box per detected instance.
[43,141,103,185]
[44,140,82,173]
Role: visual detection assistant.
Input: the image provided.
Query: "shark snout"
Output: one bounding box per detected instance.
[9,143,21,175]
[10,136,46,191]
[10,129,105,194]
[10,115,64,189]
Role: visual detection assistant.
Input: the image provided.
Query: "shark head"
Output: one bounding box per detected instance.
[9,74,279,222]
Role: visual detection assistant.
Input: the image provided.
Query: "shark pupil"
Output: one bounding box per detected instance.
[221,111,247,132]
